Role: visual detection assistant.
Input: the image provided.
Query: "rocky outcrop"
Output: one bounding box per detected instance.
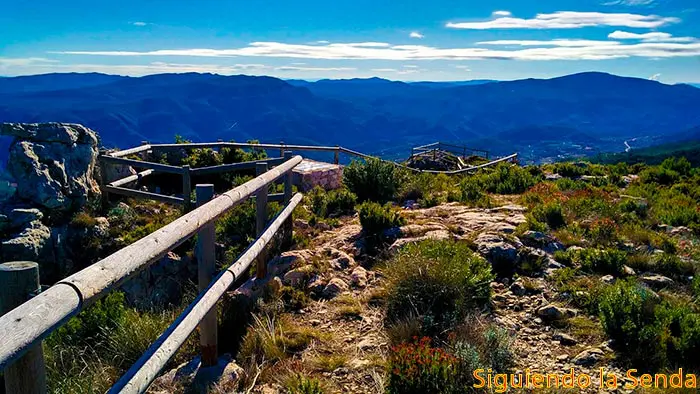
[1,123,100,212]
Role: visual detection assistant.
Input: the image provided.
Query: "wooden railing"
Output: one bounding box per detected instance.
[101,141,516,202]
[411,141,490,160]
[0,155,303,394]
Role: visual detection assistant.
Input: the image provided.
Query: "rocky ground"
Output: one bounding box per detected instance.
[162,201,643,393]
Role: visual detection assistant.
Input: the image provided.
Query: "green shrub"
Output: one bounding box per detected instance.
[220,141,267,164]
[285,374,324,394]
[387,337,457,394]
[418,193,445,208]
[551,162,587,178]
[477,163,540,194]
[71,211,98,228]
[458,178,491,207]
[309,187,357,218]
[660,157,692,176]
[654,253,696,278]
[385,240,494,337]
[599,280,700,370]
[559,248,627,275]
[343,158,403,203]
[399,172,454,203]
[652,190,700,227]
[530,202,566,229]
[358,201,405,236]
[52,292,126,343]
[182,148,223,168]
[618,198,649,219]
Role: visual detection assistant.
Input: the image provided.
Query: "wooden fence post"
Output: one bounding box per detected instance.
[0,262,47,394]
[279,141,285,158]
[334,147,339,165]
[98,150,110,211]
[283,151,294,248]
[182,165,192,213]
[195,185,217,367]
[255,162,269,279]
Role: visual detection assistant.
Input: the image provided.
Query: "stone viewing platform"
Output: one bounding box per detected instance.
[292,158,343,191]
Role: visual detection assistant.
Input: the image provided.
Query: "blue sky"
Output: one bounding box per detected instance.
[1,0,699,82]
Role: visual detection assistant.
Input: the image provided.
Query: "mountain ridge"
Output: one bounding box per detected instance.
[1,71,699,163]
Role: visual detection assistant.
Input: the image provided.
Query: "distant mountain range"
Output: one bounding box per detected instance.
[1,71,700,163]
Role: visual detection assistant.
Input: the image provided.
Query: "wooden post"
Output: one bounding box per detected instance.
[334,147,339,165]
[98,150,109,212]
[0,262,47,394]
[283,151,294,248]
[182,165,192,213]
[255,163,269,279]
[195,185,217,367]
[279,141,285,158]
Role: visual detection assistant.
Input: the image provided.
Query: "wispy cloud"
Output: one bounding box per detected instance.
[371,67,422,74]
[446,11,678,29]
[603,0,655,6]
[409,31,424,39]
[131,21,149,27]
[52,38,700,61]
[455,65,471,71]
[477,39,620,47]
[649,73,661,80]
[492,11,512,16]
[608,30,696,42]
[0,60,269,76]
[275,65,356,71]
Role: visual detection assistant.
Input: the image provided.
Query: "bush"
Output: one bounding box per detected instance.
[599,280,700,370]
[559,248,626,275]
[52,292,126,343]
[285,374,324,394]
[458,178,491,207]
[343,158,404,203]
[530,202,566,229]
[477,163,540,194]
[309,187,357,218]
[182,148,223,168]
[387,337,457,394]
[385,240,494,337]
[71,211,98,228]
[358,201,405,236]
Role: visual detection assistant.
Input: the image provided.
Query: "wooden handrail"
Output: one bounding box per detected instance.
[0,155,303,371]
[110,193,303,394]
[100,155,185,175]
[108,169,155,188]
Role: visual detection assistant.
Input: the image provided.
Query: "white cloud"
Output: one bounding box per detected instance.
[603,0,655,6]
[409,31,424,39]
[275,65,356,71]
[649,73,661,80]
[131,21,148,26]
[0,60,269,76]
[446,11,679,29]
[403,64,419,68]
[52,38,700,61]
[455,65,471,71]
[0,57,58,67]
[371,68,399,72]
[608,30,696,42]
[371,67,421,74]
[493,11,512,16]
[477,39,620,47]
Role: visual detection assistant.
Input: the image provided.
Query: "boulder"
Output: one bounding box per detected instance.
[322,278,349,298]
[151,354,243,394]
[1,123,100,212]
[1,221,52,263]
[7,208,43,229]
[641,274,674,289]
[283,265,314,288]
[474,232,522,275]
[537,304,577,321]
[572,348,604,366]
[553,333,578,346]
[350,266,369,288]
[520,230,565,254]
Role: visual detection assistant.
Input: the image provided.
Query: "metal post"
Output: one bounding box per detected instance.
[283,151,294,248]
[195,185,217,367]
[334,147,339,165]
[0,262,47,394]
[182,165,192,213]
[255,163,269,279]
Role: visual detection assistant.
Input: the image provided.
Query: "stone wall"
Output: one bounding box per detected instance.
[292,159,343,191]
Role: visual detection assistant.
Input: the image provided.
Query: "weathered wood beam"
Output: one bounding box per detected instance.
[104,186,184,205]
[108,193,303,394]
[109,145,152,158]
[100,156,184,174]
[0,155,303,371]
[188,157,284,176]
[108,169,155,188]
